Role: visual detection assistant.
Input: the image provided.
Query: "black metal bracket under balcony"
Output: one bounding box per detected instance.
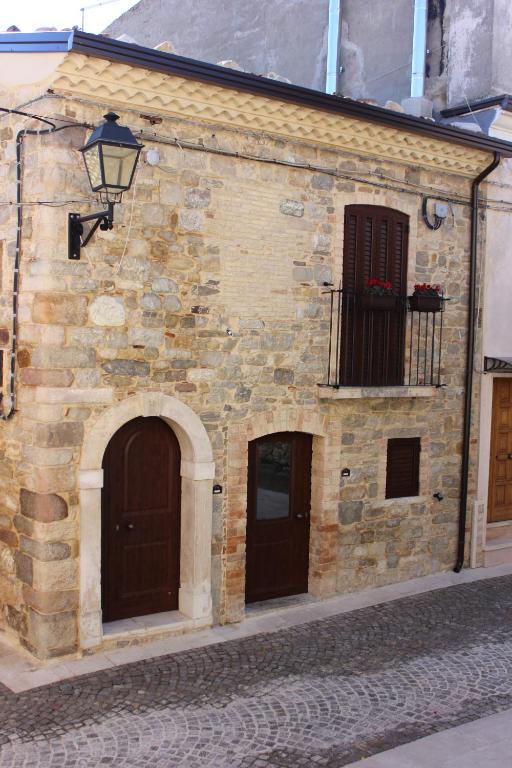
[323,289,447,389]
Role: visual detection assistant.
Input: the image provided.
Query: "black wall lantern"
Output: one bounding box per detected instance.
[68,112,143,260]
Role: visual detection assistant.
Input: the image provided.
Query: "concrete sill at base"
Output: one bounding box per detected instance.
[102,611,211,642]
[484,537,512,551]
[317,385,440,399]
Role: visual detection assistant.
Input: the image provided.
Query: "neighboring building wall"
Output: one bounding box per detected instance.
[340,0,512,111]
[482,171,512,357]
[104,0,512,109]
[444,0,494,108]
[105,0,329,89]
[444,0,512,107]
[490,0,512,97]
[475,111,512,565]
[339,0,414,103]
[0,51,490,659]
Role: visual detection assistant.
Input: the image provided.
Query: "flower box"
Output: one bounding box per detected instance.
[360,294,397,311]
[408,295,443,313]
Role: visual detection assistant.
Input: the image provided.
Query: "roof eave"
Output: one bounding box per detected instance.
[2,31,512,159]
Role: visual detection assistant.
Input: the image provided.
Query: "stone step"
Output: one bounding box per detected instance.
[484,537,512,567]
[487,521,512,541]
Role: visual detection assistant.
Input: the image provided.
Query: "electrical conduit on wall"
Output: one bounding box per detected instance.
[326,0,340,94]
[411,0,428,97]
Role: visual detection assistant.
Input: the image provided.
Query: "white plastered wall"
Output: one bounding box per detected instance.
[473,110,512,564]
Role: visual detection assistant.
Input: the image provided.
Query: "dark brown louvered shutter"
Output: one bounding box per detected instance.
[386,438,421,498]
[340,205,408,386]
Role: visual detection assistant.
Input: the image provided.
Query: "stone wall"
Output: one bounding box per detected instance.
[0,117,29,650]
[0,90,479,658]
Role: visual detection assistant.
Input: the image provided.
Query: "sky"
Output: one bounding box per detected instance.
[0,0,141,34]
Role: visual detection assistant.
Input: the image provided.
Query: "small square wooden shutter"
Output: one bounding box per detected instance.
[386,437,421,498]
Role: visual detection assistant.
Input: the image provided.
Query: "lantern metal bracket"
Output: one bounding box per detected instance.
[68,201,114,260]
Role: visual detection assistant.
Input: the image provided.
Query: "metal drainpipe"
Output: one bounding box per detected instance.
[411,0,428,97]
[326,0,341,94]
[454,151,501,573]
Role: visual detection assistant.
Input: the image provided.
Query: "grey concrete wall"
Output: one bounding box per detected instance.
[338,0,448,109]
[424,0,447,110]
[445,0,493,107]
[339,0,414,103]
[491,0,512,98]
[105,0,512,109]
[337,0,512,111]
[105,0,329,90]
[435,0,512,108]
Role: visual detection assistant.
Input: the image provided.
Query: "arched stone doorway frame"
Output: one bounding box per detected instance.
[78,392,215,649]
[224,408,338,623]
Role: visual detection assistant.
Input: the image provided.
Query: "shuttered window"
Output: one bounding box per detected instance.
[341,205,408,386]
[386,438,421,498]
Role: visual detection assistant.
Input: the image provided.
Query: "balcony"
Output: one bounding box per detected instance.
[321,289,446,395]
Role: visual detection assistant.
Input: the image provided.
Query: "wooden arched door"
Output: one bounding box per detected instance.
[101,416,181,622]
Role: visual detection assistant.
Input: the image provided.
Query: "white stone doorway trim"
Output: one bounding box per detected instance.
[78,392,215,649]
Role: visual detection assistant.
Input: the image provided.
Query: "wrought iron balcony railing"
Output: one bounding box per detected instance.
[324,288,446,388]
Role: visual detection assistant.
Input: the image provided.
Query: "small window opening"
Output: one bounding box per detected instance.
[386,437,421,498]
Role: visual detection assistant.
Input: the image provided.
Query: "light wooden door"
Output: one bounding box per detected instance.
[488,379,512,523]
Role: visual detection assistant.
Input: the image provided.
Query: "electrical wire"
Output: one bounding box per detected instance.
[0,200,93,206]
[422,196,443,229]
[11,94,512,199]
[114,163,140,275]
[0,106,56,128]
[1,99,510,420]
[0,112,88,420]
[139,129,512,213]
[362,43,444,87]
[2,103,511,214]
[9,93,512,206]
[137,127,474,207]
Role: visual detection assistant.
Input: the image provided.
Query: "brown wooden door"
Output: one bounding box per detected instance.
[341,205,408,386]
[101,417,181,622]
[488,379,512,523]
[245,432,312,604]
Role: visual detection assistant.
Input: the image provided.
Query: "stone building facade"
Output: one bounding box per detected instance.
[0,31,510,660]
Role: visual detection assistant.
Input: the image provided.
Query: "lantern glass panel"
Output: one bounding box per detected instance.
[102,144,139,192]
[82,143,102,191]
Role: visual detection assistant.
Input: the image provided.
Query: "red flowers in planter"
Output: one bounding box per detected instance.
[413,283,442,296]
[409,283,444,312]
[361,278,396,310]
[363,278,393,295]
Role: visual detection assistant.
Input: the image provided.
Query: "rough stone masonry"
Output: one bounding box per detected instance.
[0,45,490,659]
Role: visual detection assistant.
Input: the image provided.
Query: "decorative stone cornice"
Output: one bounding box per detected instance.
[50,53,490,177]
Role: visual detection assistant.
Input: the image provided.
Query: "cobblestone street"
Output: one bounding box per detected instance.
[1,575,512,766]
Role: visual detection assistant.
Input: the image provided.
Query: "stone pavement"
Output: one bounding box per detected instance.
[344,707,512,767]
[1,572,512,766]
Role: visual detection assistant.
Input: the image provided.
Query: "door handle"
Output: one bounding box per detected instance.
[126,523,135,530]
[295,513,308,519]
